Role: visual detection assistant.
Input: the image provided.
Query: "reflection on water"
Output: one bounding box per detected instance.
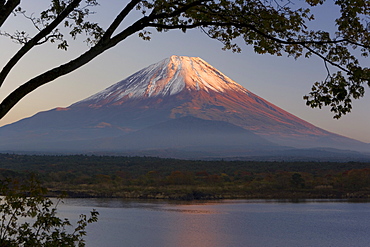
[161,204,226,247]
[56,199,370,247]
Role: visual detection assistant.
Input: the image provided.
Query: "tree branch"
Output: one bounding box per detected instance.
[148,21,351,47]
[101,0,141,41]
[0,0,20,27]
[0,44,105,119]
[0,7,151,119]
[302,44,351,74]
[0,0,83,89]
[147,0,210,21]
[148,19,363,78]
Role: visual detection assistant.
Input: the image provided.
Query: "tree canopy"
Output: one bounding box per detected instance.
[0,0,369,119]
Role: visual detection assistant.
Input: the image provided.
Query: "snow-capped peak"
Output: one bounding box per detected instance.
[79,55,249,105]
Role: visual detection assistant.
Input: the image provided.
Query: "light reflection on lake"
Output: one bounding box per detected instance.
[56,199,370,247]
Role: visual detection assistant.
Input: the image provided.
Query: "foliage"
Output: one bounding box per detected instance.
[1,154,370,199]
[0,175,98,246]
[0,1,369,118]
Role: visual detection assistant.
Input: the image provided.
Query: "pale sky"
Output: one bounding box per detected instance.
[1,1,370,143]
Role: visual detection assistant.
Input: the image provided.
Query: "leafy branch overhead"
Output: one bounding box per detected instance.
[0,0,369,119]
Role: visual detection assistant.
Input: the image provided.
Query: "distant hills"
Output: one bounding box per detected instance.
[0,55,368,160]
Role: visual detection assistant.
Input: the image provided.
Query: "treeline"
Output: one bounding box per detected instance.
[1,153,370,200]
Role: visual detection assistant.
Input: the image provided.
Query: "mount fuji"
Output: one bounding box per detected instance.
[0,55,368,158]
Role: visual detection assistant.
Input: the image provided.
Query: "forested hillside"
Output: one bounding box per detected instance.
[1,154,370,200]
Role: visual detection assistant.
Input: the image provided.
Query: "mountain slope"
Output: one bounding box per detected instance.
[97,116,277,150]
[0,55,368,154]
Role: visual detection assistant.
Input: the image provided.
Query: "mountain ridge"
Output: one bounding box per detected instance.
[75,56,249,107]
[0,55,368,157]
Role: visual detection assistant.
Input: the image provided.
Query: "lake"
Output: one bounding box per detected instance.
[57,198,370,247]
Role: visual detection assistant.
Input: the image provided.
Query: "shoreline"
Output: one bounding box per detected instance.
[48,188,370,201]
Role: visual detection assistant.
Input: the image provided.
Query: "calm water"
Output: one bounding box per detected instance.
[57,199,370,247]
